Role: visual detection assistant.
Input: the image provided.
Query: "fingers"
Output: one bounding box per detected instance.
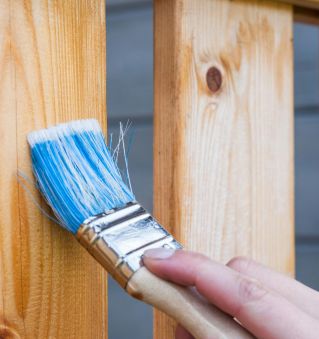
[175,325,194,339]
[227,256,319,319]
[144,249,319,339]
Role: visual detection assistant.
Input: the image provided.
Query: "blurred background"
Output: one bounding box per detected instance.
[106,1,319,338]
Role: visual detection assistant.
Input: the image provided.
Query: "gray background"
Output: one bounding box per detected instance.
[106,1,319,338]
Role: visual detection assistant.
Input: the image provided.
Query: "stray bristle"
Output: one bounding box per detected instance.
[28,119,135,234]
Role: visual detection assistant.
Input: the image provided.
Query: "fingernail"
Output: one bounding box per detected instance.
[143,247,175,260]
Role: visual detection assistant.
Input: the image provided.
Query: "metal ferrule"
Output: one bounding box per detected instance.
[75,201,182,288]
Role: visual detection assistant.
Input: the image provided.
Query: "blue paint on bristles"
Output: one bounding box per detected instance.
[27,119,135,234]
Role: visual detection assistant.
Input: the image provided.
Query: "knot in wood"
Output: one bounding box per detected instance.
[206,67,222,93]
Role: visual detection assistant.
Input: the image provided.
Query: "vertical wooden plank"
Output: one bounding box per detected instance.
[0,1,107,338]
[154,0,294,338]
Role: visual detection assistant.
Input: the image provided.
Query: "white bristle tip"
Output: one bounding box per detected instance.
[27,119,102,147]
[27,130,54,147]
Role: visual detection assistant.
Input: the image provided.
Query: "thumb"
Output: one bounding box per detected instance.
[142,248,210,287]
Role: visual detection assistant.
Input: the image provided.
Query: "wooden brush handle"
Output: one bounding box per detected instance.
[126,267,254,339]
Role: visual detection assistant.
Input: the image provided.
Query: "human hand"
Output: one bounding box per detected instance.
[143,248,319,339]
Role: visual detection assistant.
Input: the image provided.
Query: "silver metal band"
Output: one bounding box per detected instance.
[75,202,182,288]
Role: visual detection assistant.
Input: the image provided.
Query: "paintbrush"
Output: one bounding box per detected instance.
[27,119,253,339]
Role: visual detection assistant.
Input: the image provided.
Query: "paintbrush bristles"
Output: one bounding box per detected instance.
[28,119,135,234]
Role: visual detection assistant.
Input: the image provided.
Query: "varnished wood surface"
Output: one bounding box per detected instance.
[0,1,107,338]
[154,0,294,338]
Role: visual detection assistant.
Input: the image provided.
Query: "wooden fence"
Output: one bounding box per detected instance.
[0,0,316,338]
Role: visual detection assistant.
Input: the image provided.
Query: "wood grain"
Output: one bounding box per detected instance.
[0,1,107,338]
[154,0,294,338]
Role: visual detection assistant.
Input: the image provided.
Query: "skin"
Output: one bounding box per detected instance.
[143,249,319,339]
